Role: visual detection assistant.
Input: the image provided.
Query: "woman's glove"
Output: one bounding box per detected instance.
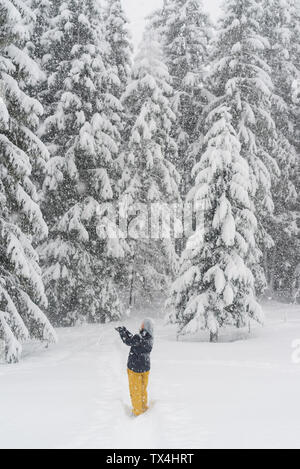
[115,326,125,332]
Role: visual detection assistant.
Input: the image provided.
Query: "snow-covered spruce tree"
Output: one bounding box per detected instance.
[119,30,181,306]
[27,0,54,64]
[290,0,300,300]
[103,0,132,99]
[26,0,56,102]
[150,0,212,197]
[167,0,280,338]
[206,0,279,296]
[168,106,263,341]
[261,0,299,295]
[102,0,134,298]
[39,0,127,326]
[23,0,56,189]
[0,0,57,362]
[290,0,300,159]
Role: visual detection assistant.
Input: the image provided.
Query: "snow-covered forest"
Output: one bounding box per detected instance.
[0,0,299,450]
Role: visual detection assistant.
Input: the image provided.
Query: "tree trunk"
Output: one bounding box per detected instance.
[269,247,276,292]
[128,248,136,308]
[129,270,134,307]
[210,331,218,343]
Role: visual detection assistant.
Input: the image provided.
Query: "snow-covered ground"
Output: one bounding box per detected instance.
[1,300,300,449]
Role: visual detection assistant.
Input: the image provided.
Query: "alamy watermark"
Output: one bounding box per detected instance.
[99,199,206,241]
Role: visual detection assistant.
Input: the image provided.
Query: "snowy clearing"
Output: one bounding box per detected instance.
[1,300,300,449]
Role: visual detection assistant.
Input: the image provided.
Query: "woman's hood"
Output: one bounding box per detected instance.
[143,318,154,337]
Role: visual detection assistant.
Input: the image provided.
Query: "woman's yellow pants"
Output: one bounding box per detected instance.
[127,368,150,416]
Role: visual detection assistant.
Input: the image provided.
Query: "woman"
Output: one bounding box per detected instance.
[116,318,154,416]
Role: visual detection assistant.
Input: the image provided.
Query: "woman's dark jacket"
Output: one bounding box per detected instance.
[118,327,153,373]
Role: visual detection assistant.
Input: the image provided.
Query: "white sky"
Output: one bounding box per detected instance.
[123,0,222,47]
